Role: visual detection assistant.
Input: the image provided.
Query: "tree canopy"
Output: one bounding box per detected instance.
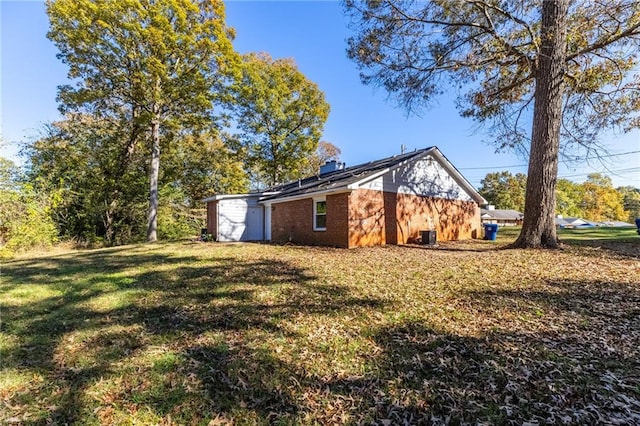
[229,53,330,187]
[478,171,527,212]
[345,0,640,248]
[479,170,633,223]
[46,0,239,241]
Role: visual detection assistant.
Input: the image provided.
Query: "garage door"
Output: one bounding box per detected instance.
[218,199,264,241]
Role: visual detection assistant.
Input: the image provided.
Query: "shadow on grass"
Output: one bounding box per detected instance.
[1,245,385,424]
[312,277,640,423]
[171,277,640,424]
[3,246,639,424]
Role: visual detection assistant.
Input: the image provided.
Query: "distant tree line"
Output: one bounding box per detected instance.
[0,0,337,256]
[479,171,639,223]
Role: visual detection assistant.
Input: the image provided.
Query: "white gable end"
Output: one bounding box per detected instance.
[359,156,474,202]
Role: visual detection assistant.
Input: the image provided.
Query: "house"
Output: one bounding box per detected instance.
[480,207,524,226]
[555,216,595,228]
[204,147,487,248]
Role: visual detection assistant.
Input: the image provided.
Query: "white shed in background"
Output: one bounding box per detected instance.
[205,195,264,242]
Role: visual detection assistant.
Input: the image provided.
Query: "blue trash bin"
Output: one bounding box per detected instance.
[635,218,640,235]
[484,223,499,241]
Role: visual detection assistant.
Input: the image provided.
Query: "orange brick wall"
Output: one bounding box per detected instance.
[268,190,480,248]
[206,201,217,237]
[348,189,386,247]
[384,192,480,244]
[270,193,350,247]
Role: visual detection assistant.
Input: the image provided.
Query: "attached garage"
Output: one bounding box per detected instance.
[204,194,264,242]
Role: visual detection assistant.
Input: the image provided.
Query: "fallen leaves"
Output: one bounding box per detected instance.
[1,236,638,424]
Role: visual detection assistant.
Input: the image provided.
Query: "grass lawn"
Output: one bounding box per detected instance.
[1,231,639,424]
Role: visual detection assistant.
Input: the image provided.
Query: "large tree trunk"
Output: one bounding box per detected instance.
[512,0,568,249]
[147,117,160,242]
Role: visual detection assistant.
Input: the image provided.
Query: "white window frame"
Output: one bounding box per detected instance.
[313,197,327,231]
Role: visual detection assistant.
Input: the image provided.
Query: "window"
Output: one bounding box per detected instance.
[314,199,327,231]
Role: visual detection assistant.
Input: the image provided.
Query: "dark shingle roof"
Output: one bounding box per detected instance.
[261,147,437,201]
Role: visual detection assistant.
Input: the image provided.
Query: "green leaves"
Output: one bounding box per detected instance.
[229,53,331,187]
[46,0,240,241]
[345,0,640,152]
[479,171,527,212]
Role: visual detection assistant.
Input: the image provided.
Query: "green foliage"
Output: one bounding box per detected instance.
[27,114,148,246]
[0,159,57,257]
[46,0,240,241]
[555,174,629,222]
[478,171,526,211]
[581,173,627,222]
[157,186,200,240]
[46,0,237,120]
[618,186,640,223]
[480,170,634,222]
[230,53,330,187]
[26,113,248,245]
[162,131,248,203]
[555,179,584,218]
[0,157,21,191]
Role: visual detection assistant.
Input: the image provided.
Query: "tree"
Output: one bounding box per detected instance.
[618,186,640,223]
[27,114,148,245]
[162,130,249,202]
[478,171,526,211]
[302,140,342,177]
[46,0,238,241]
[0,157,57,257]
[345,0,640,248]
[581,173,626,222]
[0,157,21,191]
[27,113,248,245]
[555,178,584,218]
[230,53,330,187]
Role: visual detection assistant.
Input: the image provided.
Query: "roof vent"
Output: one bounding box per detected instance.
[319,160,344,175]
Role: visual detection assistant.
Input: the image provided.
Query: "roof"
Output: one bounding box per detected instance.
[259,146,486,204]
[480,209,524,220]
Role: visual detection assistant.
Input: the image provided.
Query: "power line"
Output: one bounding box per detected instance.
[457,150,640,171]
[558,167,640,179]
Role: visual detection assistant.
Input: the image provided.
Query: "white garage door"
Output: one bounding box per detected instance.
[218,198,264,241]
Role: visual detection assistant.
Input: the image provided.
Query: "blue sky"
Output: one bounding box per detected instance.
[1,0,638,188]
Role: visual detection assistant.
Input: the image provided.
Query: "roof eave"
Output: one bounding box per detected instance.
[260,187,351,205]
[202,191,279,203]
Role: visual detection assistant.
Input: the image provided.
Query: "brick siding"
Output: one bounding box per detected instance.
[269,189,480,248]
[386,192,480,243]
[270,193,350,247]
[348,189,386,247]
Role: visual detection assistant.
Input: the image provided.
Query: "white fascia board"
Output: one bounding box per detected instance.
[202,191,279,203]
[260,188,351,205]
[202,194,252,202]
